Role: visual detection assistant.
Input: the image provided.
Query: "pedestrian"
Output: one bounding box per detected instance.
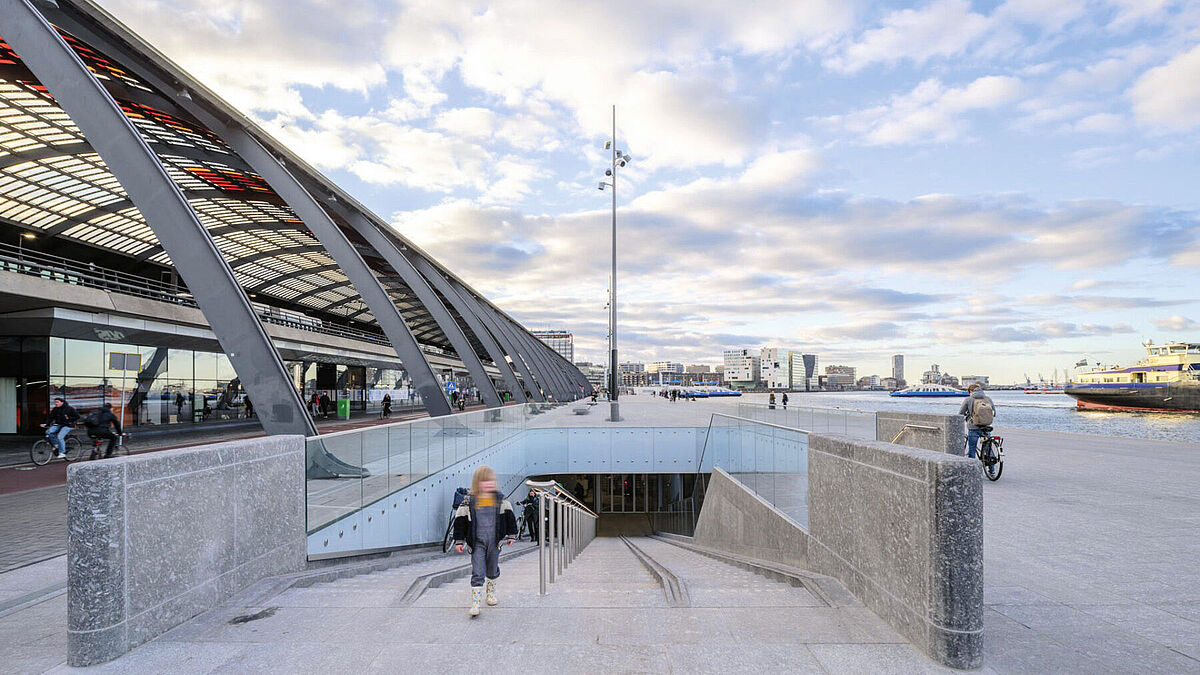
[517,492,540,542]
[244,395,254,418]
[41,396,79,459]
[959,384,997,459]
[319,392,330,419]
[453,465,518,617]
[782,393,789,410]
[382,392,392,418]
[769,392,776,410]
[174,391,184,419]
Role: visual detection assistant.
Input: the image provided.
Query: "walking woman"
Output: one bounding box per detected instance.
[453,465,518,616]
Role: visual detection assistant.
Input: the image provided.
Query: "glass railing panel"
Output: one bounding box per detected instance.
[304,433,364,543]
[387,422,411,492]
[360,425,391,508]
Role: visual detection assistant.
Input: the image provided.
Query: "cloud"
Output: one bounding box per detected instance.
[1129,44,1200,131]
[1154,315,1198,331]
[825,76,1022,145]
[828,0,990,72]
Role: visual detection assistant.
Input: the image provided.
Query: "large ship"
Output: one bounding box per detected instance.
[1065,341,1200,412]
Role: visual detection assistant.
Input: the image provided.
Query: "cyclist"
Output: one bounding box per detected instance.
[958,383,996,459]
[382,393,392,418]
[83,403,123,459]
[40,397,79,460]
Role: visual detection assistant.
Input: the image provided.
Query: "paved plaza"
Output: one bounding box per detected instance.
[0,398,1196,672]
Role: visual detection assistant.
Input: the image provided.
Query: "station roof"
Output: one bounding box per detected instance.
[0,7,495,363]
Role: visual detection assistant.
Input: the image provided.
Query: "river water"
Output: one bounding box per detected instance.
[736,390,1200,444]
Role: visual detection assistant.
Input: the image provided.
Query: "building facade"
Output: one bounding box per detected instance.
[824,365,857,390]
[722,349,761,389]
[892,354,905,384]
[646,361,684,374]
[532,330,574,362]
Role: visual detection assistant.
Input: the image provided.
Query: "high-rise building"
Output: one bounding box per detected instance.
[760,348,809,390]
[892,354,904,384]
[722,349,761,389]
[801,354,818,391]
[532,330,573,362]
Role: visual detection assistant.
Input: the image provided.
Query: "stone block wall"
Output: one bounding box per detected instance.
[691,435,982,669]
[876,411,966,455]
[807,434,982,669]
[67,435,306,666]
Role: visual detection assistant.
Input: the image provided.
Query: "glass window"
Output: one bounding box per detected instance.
[216,352,236,381]
[49,337,65,376]
[166,349,193,381]
[194,352,218,380]
[64,339,104,377]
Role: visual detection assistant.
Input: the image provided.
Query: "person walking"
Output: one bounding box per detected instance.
[782,393,789,410]
[959,384,997,459]
[174,391,185,419]
[41,397,79,459]
[453,465,518,617]
[381,393,392,418]
[244,395,254,418]
[318,392,330,419]
[768,392,776,410]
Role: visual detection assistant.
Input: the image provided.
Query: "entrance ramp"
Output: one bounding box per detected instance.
[597,513,653,537]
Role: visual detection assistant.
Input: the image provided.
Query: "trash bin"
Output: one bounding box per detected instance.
[337,398,350,420]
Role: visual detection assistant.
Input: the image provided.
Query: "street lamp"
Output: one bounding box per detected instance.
[598,104,631,422]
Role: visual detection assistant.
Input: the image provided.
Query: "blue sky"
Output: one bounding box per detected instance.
[102,0,1200,383]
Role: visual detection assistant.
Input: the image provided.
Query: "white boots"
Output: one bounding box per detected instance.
[469,586,482,617]
[468,579,498,617]
[485,578,498,606]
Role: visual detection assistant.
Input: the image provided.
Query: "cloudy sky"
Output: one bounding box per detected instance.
[102,0,1200,383]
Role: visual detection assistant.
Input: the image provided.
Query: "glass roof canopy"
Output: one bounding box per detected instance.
[0,28,490,362]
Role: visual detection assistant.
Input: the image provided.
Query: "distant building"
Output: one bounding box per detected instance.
[892,354,904,384]
[574,361,606,389]
[881,376,899,390]
[723,349,761,389]
[532,330,573,362]
[646,361,685,374]
[760,348,800,390]
[825,365,857,390]
[921,364,960,387]
[961,375,990,388]
[685,364,711,374]
[618,362,645,374]
[857,375,882,390]
[801,354,819,391]
[620,370,650,387]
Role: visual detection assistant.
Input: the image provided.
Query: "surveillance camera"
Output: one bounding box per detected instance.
[618,160,626,167]
[623,154,631,162]
[605,169,612,176]
[598,182,606,190]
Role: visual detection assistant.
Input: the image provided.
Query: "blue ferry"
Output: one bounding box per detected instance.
[889,384,968,398]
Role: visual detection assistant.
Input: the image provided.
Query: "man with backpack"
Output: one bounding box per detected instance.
[83,403,123,459]
[959,384,996,459]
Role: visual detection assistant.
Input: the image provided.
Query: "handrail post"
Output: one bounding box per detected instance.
[538,492,546,596]
[548,496,556,585]
[556,499,564,577]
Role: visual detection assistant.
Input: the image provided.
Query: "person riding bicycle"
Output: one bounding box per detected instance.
[83,403,123,459]
[382,393,392,418]
[41,397,79,460]
[959,383,996,459]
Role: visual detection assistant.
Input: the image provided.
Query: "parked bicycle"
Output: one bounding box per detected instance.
[977,426,1004,481]
[442,487,471,553]
[30,430,83,466]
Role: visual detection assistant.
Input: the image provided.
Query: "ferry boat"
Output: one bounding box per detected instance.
[889,384,968,398]
[1065,341,1200,412]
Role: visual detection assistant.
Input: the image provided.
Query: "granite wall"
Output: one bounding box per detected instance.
[691,435,982,670]
[875,411,966,455]
[67,435,306,666]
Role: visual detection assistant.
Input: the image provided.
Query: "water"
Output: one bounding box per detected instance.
[738,391,1200,444]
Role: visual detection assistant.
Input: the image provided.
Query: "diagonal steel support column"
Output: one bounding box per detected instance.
[338,210,501,409]
[402,251,526,403]
[0,0,314,436]
[210,129,456,417]
[476,301,555,400]
[506,316,571,401]
[450,282,544,403]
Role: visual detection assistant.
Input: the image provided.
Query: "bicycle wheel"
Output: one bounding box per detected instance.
[983,440,1003,481]
[63,436,84,462]
[30,439,52,466]
[441,513,455,553]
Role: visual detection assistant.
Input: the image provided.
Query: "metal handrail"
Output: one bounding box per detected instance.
[526,479,597,595]
[890,423,940,444]
[737,400,876,415]
[707,412,812,435]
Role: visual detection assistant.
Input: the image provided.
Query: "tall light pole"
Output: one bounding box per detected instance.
[598,105,630,422]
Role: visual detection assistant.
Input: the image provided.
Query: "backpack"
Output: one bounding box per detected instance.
[971,398,995,426]
[84,409,104,429]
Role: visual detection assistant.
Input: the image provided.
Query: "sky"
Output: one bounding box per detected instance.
[99,0,1200,384]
